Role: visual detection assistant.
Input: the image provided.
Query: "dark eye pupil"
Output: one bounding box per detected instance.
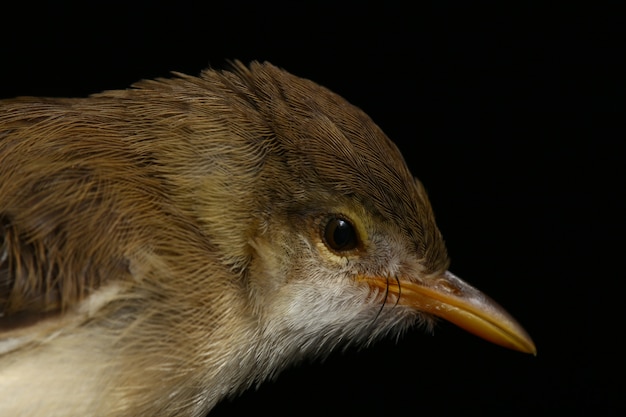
[324,217,358,251]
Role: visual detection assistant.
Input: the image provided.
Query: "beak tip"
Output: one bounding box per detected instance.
[524,337,537,357]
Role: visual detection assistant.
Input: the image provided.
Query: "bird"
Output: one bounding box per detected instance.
[0,61,535,416]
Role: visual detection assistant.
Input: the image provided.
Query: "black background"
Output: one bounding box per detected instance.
[1,2,624,416]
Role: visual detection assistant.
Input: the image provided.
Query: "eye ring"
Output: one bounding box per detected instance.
[323,216,359,252]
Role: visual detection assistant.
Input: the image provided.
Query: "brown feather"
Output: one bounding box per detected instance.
[0,61,450,416]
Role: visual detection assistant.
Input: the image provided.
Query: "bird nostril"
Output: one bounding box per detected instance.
[435,279,464,296]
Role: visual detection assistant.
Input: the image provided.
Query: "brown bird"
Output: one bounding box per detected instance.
[0,61,535,416]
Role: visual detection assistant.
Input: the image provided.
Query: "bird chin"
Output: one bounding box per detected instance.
[259,284,432,364]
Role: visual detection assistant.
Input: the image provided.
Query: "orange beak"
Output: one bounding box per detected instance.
[360,271,536,354]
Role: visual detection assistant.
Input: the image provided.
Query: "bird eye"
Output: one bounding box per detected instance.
[324,217,359,252]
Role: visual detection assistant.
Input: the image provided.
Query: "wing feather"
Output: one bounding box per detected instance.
[0,99,146,328]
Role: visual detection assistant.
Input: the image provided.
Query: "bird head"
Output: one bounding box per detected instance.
[160,62,536,373]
